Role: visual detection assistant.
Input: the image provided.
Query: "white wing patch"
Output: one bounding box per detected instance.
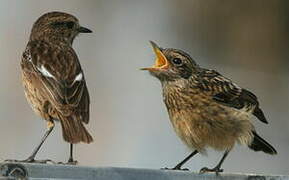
[74,73,83,82]
[37,65,55,78]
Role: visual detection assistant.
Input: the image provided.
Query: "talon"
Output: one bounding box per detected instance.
[67,158,78,165]
[57,160,78,165]
[199,166,223,175]
[199,167,209,174]
[5,158,54,164]
[4,158,34,163]
[37,159,55,164]
[161,167,189,171]
[179,168,189,171]
[173,167,189,171]
[67,160,78,165]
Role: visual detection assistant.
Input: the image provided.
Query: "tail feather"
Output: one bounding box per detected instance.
[59,115,93,144]
[249,131,277,155]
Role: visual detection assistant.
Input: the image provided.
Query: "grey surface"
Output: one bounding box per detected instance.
[0,163,288,180]
[0,0,288,176]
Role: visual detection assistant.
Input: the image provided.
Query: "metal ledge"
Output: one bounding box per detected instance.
[0,162,288,180]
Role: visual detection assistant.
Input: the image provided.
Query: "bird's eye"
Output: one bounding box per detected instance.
[51,21,75,29]
[51,21,65,27]
[66,21,75,29]
[172,58,182,65]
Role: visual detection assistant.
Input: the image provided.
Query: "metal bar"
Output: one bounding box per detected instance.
[0,162,288,180]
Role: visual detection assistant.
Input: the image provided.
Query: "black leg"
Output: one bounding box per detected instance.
[68,143,73,162]
[67,144,77,165]
[163,150,198,171]
[57,144,77,165]
[6,121,55,163]
[199,150,230,175]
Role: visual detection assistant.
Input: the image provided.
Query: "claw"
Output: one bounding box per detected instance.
[67,160,78,165]
[161,166,189,171]
[67,158,78,165]
[57,160,78,165]
[5,158,55,164]
[199,166,223,175]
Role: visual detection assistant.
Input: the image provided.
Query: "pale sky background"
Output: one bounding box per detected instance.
[0,0,288,175]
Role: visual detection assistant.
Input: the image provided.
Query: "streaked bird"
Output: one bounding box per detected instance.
[141,41,277,174]
[11,12,93,164]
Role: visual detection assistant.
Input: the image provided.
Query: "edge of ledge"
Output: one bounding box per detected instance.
[0,162,288,180]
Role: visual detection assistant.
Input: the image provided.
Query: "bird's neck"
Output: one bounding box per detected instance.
[161,77,201,111]
[161,79,188,96]
[161,76,200,100]
[30,35,74,46]
[161,76,198,91]
[161,79,191,111]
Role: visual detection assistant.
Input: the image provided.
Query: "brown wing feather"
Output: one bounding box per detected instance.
[196,69,268,124]
[26,40,89,122]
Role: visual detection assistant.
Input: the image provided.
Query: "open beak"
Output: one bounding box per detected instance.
[141,41,169,71]
[78,26,93,33]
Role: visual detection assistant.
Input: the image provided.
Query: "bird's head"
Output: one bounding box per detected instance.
[141,41,199,81]
[30,11,92,44]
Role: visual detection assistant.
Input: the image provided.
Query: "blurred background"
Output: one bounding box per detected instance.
[0,0,288,175]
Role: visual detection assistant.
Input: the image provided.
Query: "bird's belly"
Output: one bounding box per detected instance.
[21,71,51,120]
[166,100,254,153]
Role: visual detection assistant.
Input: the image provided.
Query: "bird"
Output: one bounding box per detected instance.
[11,12,93,164]
[141,41,277,174]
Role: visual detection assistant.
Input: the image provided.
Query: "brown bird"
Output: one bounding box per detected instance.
[14,12,93,164]
[141,41,277,174]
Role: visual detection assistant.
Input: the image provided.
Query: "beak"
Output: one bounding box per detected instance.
[78,26,93,33]
[140,41,169,71]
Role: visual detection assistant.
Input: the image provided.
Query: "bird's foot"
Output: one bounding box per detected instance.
[67,159,78,165]
[161,165,189,171]
[5,157,54,164]
[57,159,78,165]
[199,166,223,175]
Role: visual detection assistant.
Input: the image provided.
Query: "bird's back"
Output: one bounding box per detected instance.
[21,40,92,143]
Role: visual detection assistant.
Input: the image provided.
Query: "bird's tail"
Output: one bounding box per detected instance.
[248,131,277,155]
[59,115,93,144]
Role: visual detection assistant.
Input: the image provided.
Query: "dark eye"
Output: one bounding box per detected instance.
[51,21,65,27]
[66,21,75,29]
[172,58,182,65]
[51,21,75,29]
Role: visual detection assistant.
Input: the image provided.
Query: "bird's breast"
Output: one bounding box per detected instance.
[161,84,253,152]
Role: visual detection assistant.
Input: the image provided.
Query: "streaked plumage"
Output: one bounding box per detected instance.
[142,41,276,174]
[18,12,93,163]
[21,39,92,143]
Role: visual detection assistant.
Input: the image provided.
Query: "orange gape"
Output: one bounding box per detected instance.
[142,41,277,175]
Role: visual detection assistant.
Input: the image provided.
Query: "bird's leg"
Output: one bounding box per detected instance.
[5,121,55,164]
[199,150,230,175]
[163,150,198,171]
[57,144,78,165]
[67,144,77,165]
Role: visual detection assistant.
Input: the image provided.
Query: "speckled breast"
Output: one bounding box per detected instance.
[163,85,254,153]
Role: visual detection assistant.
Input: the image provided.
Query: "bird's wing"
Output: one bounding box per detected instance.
[195,69,267,124]
[22,41,89,123]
